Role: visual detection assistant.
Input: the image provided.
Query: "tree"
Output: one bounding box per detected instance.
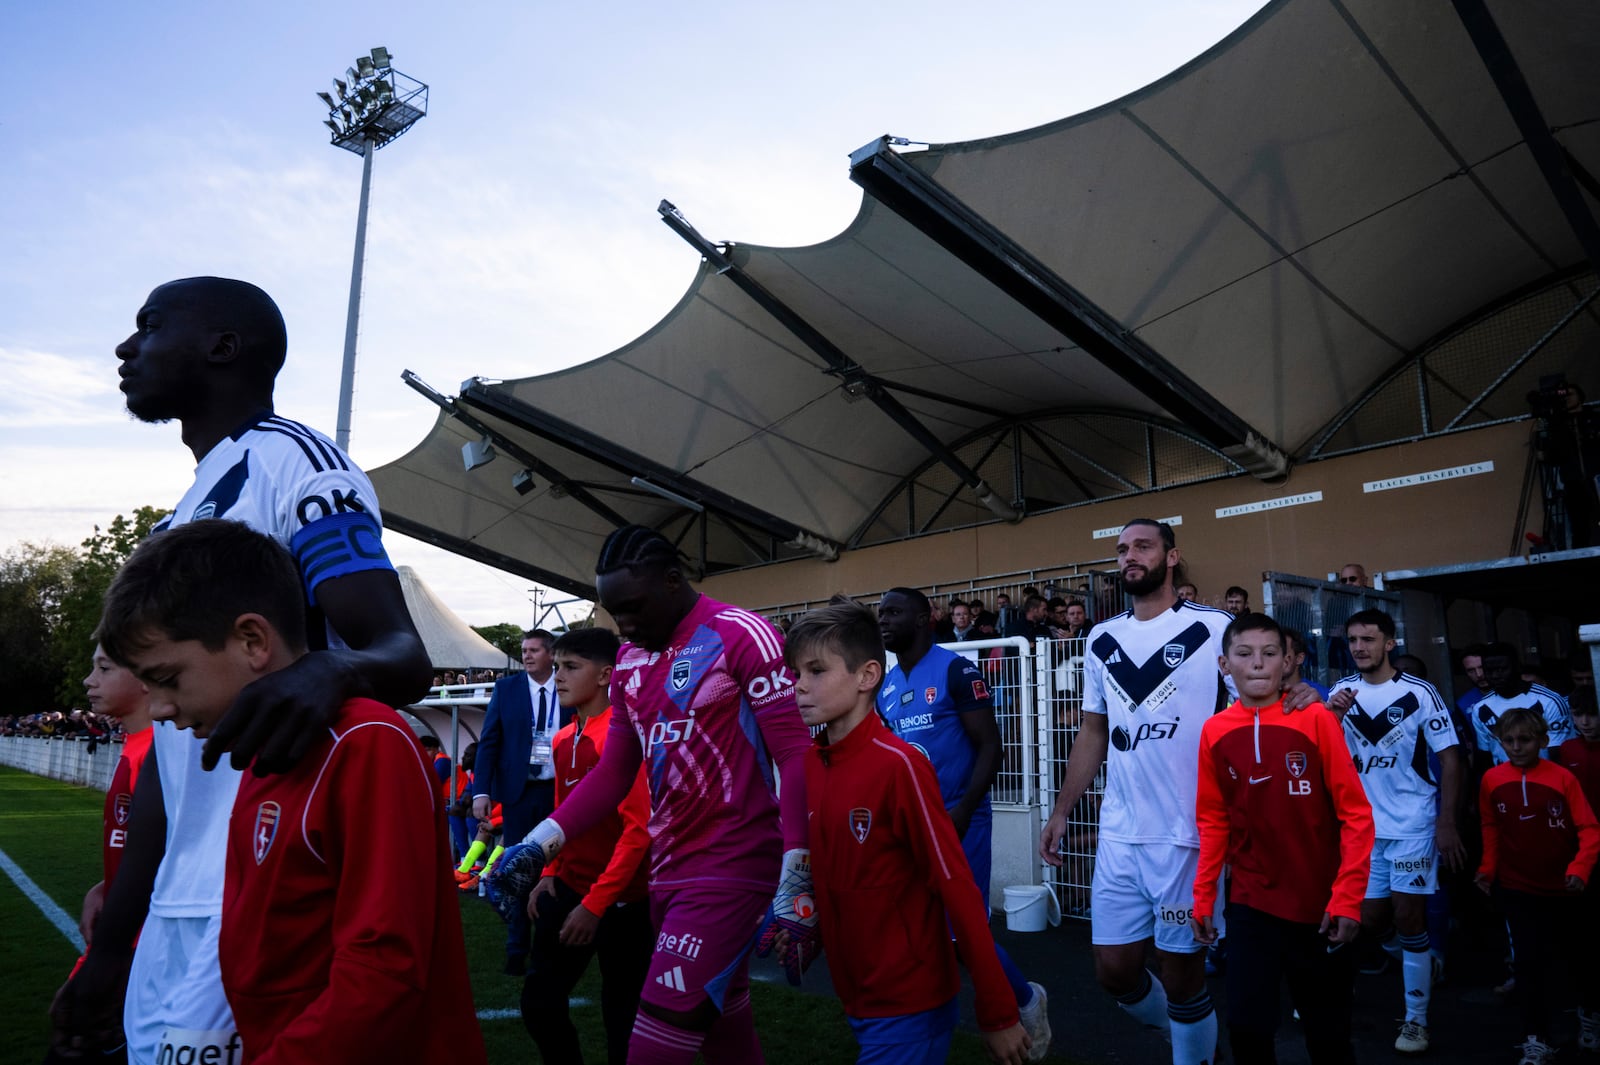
[0,541,79,710]
[471,622,525,660]
[51,506,170,705]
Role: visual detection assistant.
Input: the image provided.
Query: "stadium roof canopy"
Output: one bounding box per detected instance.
[373,0,1600,599]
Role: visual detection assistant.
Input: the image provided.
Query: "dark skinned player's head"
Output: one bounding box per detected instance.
[116,277,287,424]
[594,525,698,652]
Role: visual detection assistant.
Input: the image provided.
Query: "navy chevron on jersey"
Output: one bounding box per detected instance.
[1083,599,1232,846]
[1472,686,1574,765]
[148,411,395,919]
[1336,671,1456,840]
[877,644,993,813]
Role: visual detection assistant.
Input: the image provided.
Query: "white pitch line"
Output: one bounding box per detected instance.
[478,999,590,1020]
[0,845,85,952]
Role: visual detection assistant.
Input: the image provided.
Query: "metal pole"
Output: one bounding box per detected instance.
[335,137,375,453]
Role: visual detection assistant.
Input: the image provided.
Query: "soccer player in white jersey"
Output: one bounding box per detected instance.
[50,277,430,1064]
[1328,609,1463,1055]
[1040,519,1315,1065]
[1469,642,1574,767]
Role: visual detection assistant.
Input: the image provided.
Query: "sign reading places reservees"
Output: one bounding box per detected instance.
[1215,492,1322,519]
[1362,461,1494,494]
[1092,515,1183,540]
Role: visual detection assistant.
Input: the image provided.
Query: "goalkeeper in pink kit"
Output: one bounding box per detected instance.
[491,526,815,1063]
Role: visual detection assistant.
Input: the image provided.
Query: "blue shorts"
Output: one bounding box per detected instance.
[961,804,993,906]
[849,998,959,1065]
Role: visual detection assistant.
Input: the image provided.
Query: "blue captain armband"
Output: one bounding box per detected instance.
[290,511,394,598]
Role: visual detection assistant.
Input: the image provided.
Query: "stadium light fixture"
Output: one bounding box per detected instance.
[315,46,429,453]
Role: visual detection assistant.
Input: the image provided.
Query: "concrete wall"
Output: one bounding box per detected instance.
[0,737,117,790]
[700,421,1527,610]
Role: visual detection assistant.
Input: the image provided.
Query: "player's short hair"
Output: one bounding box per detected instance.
[1023,594,1046,611]
[1225,585,1249,599]
[595,524,682,577]
[168,277,288,384]
[99,519,308,664]
[1493,707,1548,743]
[552,626,620,666]
[786,595,885,674]
[882,587,931,618]
[1345,609,1396,639]
[1460,643,1488,664]
[1571,687,1597,716]
[1282,627,1308,656]
[1047,597,1067,611]
[521,628,555,650]
[419,734,441,750]
[1222,612,1284,653]
[1481,641,1518,664]
[1122,517,1177,551]
[1393,654,1429,680]
[1066,598,1086,611]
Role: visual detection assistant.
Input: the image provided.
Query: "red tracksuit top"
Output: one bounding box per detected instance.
[543,706,650,912]
[1558,736,1600,824]
[1479,758,1600,895]
[101,728,153,889]
[220,699,485,1065]
[1195,700,1374,925]
[806,712,1019,1032]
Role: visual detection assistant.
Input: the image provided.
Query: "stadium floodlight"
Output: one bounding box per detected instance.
[315,50,429,452]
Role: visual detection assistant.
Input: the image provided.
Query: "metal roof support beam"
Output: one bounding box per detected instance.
[382,512,597,600]
[918,428,1011,534]
[1451,0,1600,273]
[401,370,632,529]
[456,379,841,562]
[848,138,1289,482]
[658,200,1021,523]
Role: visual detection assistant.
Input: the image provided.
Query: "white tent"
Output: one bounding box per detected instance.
[395,565,513,671]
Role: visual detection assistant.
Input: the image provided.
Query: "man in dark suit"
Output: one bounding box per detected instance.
[473,628,559,973]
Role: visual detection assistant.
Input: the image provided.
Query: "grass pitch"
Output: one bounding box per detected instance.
[0,766,1082,1064]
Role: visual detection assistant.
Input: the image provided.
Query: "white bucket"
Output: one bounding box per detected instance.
[1002,884,1061,933]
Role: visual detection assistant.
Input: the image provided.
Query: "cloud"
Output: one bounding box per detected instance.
[0,347,130,429]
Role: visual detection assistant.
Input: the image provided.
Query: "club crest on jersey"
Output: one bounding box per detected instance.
[193,501,218,521]
[1386,705,1403,725]
[113,792,132,827]
[670,658,692,691]
[971,678,990,700]
[925,687,937,704]
[849,807,872,843]
[1286,751,1307,778]
[1162,643,1186,668]
[1550,800,1565,818]
[253,801,282,864]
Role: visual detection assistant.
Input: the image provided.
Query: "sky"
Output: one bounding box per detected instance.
[0,0,1265,627]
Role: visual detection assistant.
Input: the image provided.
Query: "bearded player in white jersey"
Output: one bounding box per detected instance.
[50,277,431,1064]
[1040,519,1314,1065]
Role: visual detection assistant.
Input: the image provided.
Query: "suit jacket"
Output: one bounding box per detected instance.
[475,673,557,806]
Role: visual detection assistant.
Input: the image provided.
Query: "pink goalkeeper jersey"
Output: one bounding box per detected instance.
[556,595,810,893]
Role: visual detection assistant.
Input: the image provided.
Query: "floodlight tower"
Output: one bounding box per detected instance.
[317,46,428,452]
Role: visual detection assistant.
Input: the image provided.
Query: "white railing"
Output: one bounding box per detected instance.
[0,736,121,790]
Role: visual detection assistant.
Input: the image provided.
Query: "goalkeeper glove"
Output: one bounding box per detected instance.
[485,819,564,923]
[754,848,820,985]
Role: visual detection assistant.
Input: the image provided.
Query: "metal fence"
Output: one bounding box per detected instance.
[1260,572,1404,688]
[0,736,120,789]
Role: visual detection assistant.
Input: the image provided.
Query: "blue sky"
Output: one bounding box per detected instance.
[0,0,1262,625]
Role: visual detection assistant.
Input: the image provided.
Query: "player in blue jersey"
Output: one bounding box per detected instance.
[877,588,1052,1062]
[1470,643,1574,767]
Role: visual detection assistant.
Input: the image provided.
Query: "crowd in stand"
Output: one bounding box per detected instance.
[1,709,126,744]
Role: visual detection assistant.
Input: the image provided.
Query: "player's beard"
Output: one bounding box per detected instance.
[1120,557,1168,596]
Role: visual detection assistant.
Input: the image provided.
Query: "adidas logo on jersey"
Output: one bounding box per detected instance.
[655,966,688,992]
[1407,874,1428,889]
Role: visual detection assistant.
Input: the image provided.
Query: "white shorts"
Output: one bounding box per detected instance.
[1366,837,1438,898]
[1090,839,1216,955]
[124,913,240,1065]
